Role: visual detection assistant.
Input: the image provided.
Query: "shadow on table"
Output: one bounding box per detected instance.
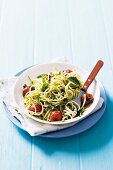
[17,93,113,155]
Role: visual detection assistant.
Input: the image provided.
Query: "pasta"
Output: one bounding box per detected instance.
[22,69,93,122]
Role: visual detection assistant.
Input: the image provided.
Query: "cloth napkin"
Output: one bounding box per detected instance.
[0,57,104,136]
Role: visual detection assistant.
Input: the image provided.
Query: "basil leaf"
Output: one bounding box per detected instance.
[36,94,41,102]
[68,77,80,87]
[70,83,79,89]
[37,74,47,78]
[49,72,54,77]
[49,71,61,76]
[42,82,49,92]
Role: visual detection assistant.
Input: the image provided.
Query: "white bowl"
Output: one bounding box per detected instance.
[13,63,100,125]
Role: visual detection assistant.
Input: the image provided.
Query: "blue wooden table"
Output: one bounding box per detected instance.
[0,0,113,169]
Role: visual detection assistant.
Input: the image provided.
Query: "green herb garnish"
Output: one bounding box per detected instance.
[36,94,41,102]
[42,82,49,92]
[49,71,61,76]
[68,77,80,87]
[41,74,49,92]
[37,74,47,78]
[77,107,85,116]
[28,76,33,84]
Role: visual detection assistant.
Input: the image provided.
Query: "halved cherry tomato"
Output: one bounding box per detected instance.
[29,104,42,112]
[81,93,94,105]
[63,69,72,74]
[23,86,29,96]
[50,110,62,121]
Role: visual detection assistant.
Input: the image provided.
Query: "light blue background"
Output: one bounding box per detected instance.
[0,0,113,170]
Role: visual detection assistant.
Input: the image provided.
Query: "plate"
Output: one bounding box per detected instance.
[3,66,106,138]
[13,63,100,125]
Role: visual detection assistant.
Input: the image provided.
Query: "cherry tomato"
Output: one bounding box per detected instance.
[81,93,94,105]
[29,104,42,112]
[63,69,72,74]
[23,86,29,96]
[50,110,62,121]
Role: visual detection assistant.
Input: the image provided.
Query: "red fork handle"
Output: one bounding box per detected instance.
[82,60,104,92]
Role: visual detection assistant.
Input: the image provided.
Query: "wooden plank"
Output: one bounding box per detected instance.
[68,0,113,94]
[100,0,113,66]
[0,0,34,77]
[0,0,34,169]
[0,101,32,170]
[33,0,73,64]
[68,0,113,170]
[32,136,80,170]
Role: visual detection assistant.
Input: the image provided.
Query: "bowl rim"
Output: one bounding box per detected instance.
[13,62,100,125]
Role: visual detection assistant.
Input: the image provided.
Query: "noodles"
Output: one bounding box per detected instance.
[22,69,88,122]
